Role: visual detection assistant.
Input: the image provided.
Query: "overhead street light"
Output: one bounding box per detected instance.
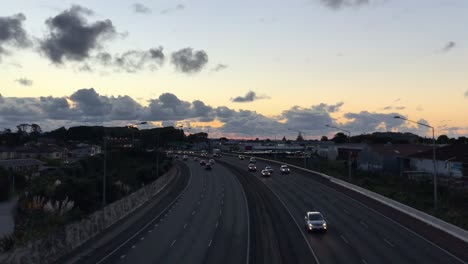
[325,125,352,182]
[394,115,438,210]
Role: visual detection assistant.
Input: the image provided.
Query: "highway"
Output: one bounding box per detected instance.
[95,160,249,264]
[223,155,468,264]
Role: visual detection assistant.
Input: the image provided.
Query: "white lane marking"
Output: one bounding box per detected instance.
[384,238,395,248]
[131,245,136,249]
[262,178,320,264]
[148,230,152,233]
[192,210,196,215]
[171,240,177,247]
[208,240,213,247]
[95,166,192,264]
[360,221,368,229]
[219,209,222,216]
[362,259,368,264]
[154,224,158,228]
[120,255,126,259]
[216,221,219,228]
[221,199,224,205]
[343,209,350,215]
[198,201,201,205]
[184,223,188,229]
[340,235,349,244]
[140,237,145,241]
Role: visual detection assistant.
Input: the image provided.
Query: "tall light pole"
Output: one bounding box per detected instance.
[128,121,148,147]
[394,116,438,210]
[325,125,352,182]
[288,128,307,168]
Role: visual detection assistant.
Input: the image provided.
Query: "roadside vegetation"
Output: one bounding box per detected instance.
[0,149,172,252]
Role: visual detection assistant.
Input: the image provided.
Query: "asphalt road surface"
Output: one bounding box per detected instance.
[223,155,467,264]
[96,160,249,264]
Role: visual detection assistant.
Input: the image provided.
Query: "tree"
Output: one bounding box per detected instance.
[436,135,450,144]
[332,132,348,144]
[282,136,286,141]
[296,132,304,141]
[320,136,328,142]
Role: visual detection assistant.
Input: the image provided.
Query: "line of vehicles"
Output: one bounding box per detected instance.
[239,155,290,177]
[240,154,328,233]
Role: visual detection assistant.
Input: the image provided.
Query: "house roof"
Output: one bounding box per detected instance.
[409,144,468,163]
[367,144,433,158]
[0,159,44,168]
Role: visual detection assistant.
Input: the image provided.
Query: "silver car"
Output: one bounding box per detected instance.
[280,165,290,174]
[304,212,327,232]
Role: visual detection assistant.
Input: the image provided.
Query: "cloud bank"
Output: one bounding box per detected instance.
[231,91,270,103]
[0,88,435,137]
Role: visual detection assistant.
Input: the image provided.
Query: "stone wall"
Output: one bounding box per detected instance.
[0,166,178,264]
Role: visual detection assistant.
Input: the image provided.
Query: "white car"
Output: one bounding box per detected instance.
[280,165,290,174]
[304,212,327,232]
[264,166,274,173]
[209,159,215,164]
[249,157,256,163]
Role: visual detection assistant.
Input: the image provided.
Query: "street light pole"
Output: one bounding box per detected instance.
[394,116,438,211]
[325,125,352,182]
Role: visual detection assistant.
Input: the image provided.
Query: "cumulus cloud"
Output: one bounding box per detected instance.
[319,0,371,9]
[15,78,33,86]
[212,64,228,72]
[161,4,185,15]
[231,91,270,103]
[39,5,117,64]
[109,47,165,73]
[0,90,435,138]
[132,3,151,14]
[171,47,208,73]
[464,90,468,98]
[0,13,31,59]
[441,41,456,52]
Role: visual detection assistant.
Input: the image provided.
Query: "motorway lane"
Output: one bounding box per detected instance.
[100,159,249,264]
[224,156,466,264]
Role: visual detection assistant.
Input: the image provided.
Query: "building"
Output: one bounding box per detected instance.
[68,143,102,159]
[409,144,468,178]
[358,144,433,174]
[0,159,44,178]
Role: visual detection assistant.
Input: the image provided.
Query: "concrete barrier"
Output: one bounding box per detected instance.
[228,152,468,244]
[0,166,178,264]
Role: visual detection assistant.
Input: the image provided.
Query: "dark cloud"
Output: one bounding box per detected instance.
[171,47,208,73]
[212,64,228,72]
[319,0,370,9]
[0,13,31,59]
[0,90,438,137]
[70,88,112,117]
[231,91,270,103]
[143,93,215,122]
[40,5,117,64]
[161,4,185,15]
[112,47,165,73]
[441,41,456,52]
[132,3,151,14]
[15,78,33,86]
[464,90,468,98]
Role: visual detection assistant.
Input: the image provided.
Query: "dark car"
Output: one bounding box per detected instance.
[205,163,212,170]
[200,160,206,165]
[248,164,257,172]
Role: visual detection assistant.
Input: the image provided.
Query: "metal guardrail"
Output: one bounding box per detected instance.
[226,152,468,244]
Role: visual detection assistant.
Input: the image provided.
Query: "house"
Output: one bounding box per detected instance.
[0,147,15,160]
[0,159,44,178]
[409,144,468,178]
[68,143,102,159]
[358,144,433,174]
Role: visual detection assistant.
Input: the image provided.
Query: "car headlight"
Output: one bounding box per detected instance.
[322,223,327,228]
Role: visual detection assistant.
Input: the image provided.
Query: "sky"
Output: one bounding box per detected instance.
[0,0,467,139]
